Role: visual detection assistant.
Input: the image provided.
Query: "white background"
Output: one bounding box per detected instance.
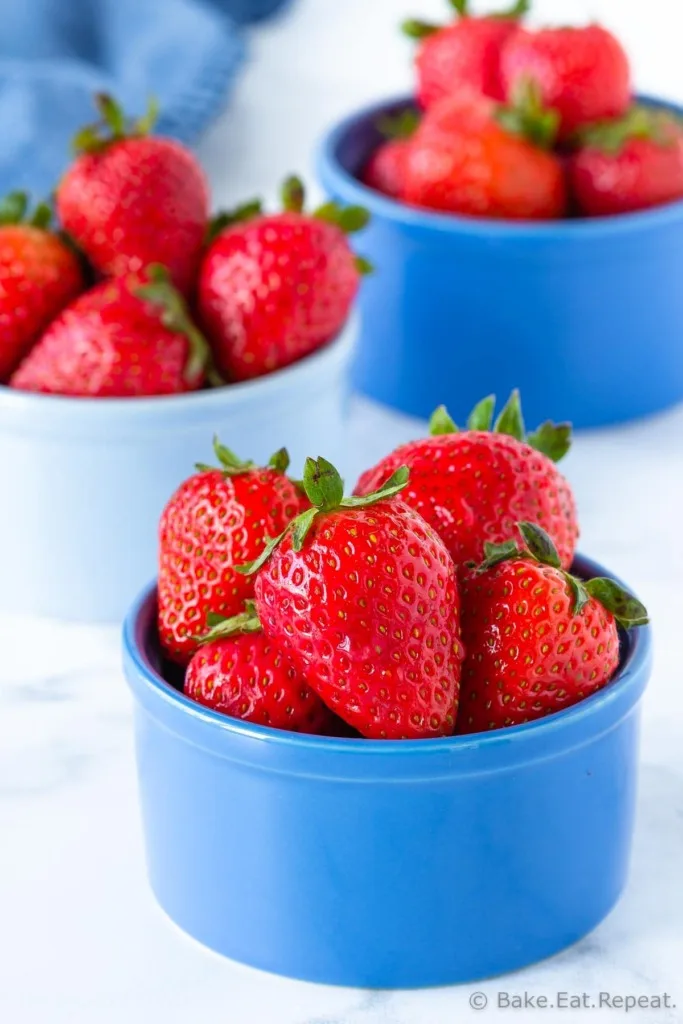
[2,2,683,1023]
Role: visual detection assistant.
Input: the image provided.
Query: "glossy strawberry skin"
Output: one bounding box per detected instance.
[185,631,332,734]
[416,17,521,108]
[355,432,578,572]
[570,130,683,217]
[159,469,306,665]
[456,559,620,734]
[9,276,203,396]
[254,500,464,740]
[0,226,83,382]
[362,139,412,198]
[402,94,566,219]
[197,212,360,382]
[500,25,631,139]
[57,137,209,294]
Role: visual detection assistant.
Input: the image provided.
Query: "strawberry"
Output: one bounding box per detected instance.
[362,112,420,198]
[570,106,683,217]
[197,177,370,382]
[10,266,212,396]
[239,457,464,740]
[184,602,332,733]
[355,391,578,572]
[0,193,84,382]
[403,0,529,108]
[56,95,209,295]
[402,89,566,219]
[158,441,306,666]
[500,24,631,140]
[362,139,412,198]
[456,522,648,734]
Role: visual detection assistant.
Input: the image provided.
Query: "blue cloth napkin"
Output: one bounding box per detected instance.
[0,0,289,198]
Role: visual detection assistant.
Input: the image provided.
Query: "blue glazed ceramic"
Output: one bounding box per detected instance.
[123,555,652,988]
[317,95,683,429]
[0,320,354,623]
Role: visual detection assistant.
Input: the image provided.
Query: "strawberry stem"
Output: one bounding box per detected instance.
[195,601,262,644]
[282,175,306,213]
[206,200,263,244]
[73,94,158,155]
[429,405,459,435]
[0,191,28,225]
[401,18,441,38]
[237,457,409,576]
[477,522,649,628]
[377,110,421,140]
[135,264,220,387]
[466,394,495,431]
[195,438,290,477]
[428,391,571,461]
[578,104,681,156]
[494,388,526,441]
[497,79,560,151]
[497,0,530,17]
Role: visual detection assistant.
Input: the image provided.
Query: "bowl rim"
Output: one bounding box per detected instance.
[316,92,683,239]
[123,552,653,758]
[0,313,356,424]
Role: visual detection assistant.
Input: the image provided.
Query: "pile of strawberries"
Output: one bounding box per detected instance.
[0,96,368,396]
[157,391,648,740]
[362,0,683,220]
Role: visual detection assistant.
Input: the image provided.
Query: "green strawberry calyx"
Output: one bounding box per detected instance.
[477,522,649,628]
[578,104,683,156]
[73,94,159,155]
[193,601,262,644]
[135,264,223,387]
[402,0,529,37]
[237,456,409,576]
[195,436,291,477]
[429,388,572,462]
[377,110,421,141]
[0,191,53,229]
[496,79,560,151]
[206,200,264,244]
[206,176,373,274]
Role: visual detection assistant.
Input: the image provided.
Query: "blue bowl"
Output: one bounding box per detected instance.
[316,95,683,429]
[0,320,354,623]
[123,554,652,988]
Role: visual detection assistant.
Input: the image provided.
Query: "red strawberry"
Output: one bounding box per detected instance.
[56,95,209,294]
[456,522,648,734]
[158,442,306,666]
[402,90,566,219]
[241,457,464,740]
[362,110,421,198]
[403,0,529,108]
[0,193,84,382]
[198,177,369,382]
[362,139,412,198]
[500,24,631,140]
[184,602,332,734]
[10,266,212,396]
[355,391,578,572]
[570,106,683,217]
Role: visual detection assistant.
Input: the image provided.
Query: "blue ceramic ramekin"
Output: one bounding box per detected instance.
[123,554,652,988]
[0,319,354,623]
[317,95,683,430]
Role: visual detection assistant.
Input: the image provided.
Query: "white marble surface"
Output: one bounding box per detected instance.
[3,1,683,1021]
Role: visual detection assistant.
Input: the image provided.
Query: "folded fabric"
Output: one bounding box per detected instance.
[0,0,290,198]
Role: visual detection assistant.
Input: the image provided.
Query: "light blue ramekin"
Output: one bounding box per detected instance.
[316,94,683,429]
[0,319,354,623]
[123,554,652,988]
